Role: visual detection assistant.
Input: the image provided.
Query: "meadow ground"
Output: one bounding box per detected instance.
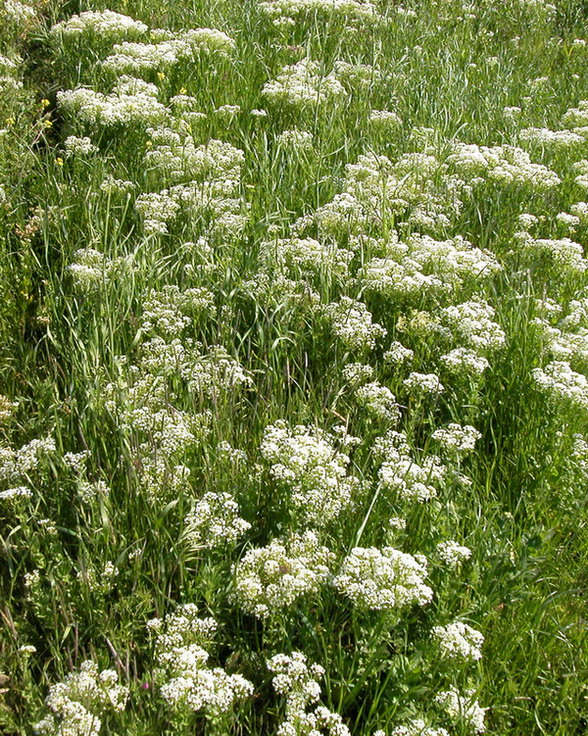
[1,0,588,734]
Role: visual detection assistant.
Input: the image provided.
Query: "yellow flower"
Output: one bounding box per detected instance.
[44,119,53,129]
[41,98,50,108]
[157,72,166,81]
[56,157,64,167]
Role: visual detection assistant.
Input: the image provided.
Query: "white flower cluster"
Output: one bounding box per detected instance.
[532,360,588,410]
[431,423,481,454]
[68,248,107,291]
[333,60,381,92]
[0,54,19,71]
[267,652,350,736]
[0,436,56,484]
[384,341,414,366]
[145,134,243,184]
[102,28,235,73]
[295,192,367,236]
[562,100,588,129]
[148,603,217,650]
[3,0,36,23]
[34,661,128,736]
[403,372,445,396]
[68,247,131,292]
[260,420,360,525]
[556,211,580,230]
[532,318,588,362]
[333,546,433,610]
[57,79,168,128]
[103,369,203,500]
[189,184,250,238]
[277,128,314,149]
[382,719,450,736]
[519,127,583,149]
[140,344,252,400]
[0,74,23,92]
[376,430,446,502]
[268,652,323,710]
[214,103,240,119]
[137,134,247,237]
[101,245,248,502]
[439,300,506,352]
[447,143,560,190]
[139,455,192,501]
[77,479,110,504]
[296,152,463,238]
[141,285,215,337]
[369,109,402,130]
[342,362,375,385]
[559,296,588,330]
[0,485,32,501]
[513,231,587,274]
[63,135,99,157]
[183,491,251,549]
[233,531,333,619]
[260,0,376,23]
[217,440,247,465]
[359,233,501,301]
[571,432,588,468]
[360,261,445,301]
[50,10,148,41]
[435,688,486,734]
[263,59,347,108]
[1,48,24,101]
[100,175,135,195]
[135,190,181,233]
[63,449,111,503]
[242,272,321,317]
[439,347,490,377]
[148,604,253,714]
[0,394,17,422]
[182,345,253,398]
[169,93,205,120]
[260,237,352,281]
[138,339,252,401]
[355,381,400,424]
[77,561,119,593]
[575,159,588,190]
[324,297,387,351]
[432,622,484,661]
[436,540,472,567]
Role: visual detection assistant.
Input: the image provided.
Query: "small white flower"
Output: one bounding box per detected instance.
[334,546,432,610]
[432,621,484,661]
[436,540,472,567]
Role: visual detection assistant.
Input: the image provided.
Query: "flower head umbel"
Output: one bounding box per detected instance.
[267,652,350,736]
[334,547,432,610]
[260,420,360,526]
[148,604,252,714]
[34,661,128,736]
[435,687,487,733]
[432,622,484,662]
[233,531,333,619]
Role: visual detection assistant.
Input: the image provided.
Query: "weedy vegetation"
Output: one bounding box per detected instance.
[1,0,588,733]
